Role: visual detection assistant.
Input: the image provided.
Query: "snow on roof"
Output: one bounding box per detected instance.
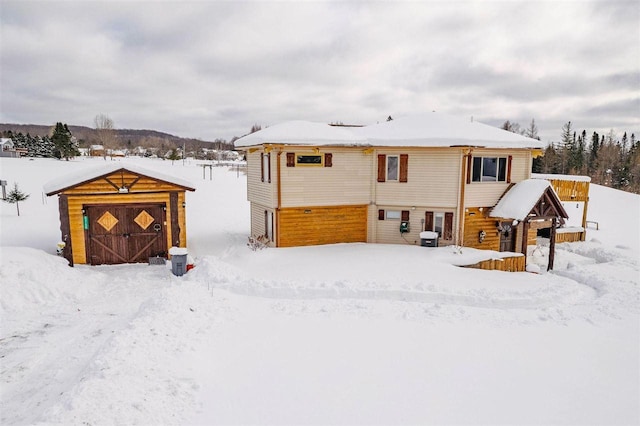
[532,173,591,182]
[44,163,195,195]
[490,179,552,220]
[233,121,366,147]
[353,114,544,149]
[234,112,545,149]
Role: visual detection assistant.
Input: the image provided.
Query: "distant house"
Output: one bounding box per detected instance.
[0,138,20,158]
[234,112,569,270]
[89,145,105,157]
[44,164,195,266]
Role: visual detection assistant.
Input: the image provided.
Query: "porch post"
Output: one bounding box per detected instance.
[521,219,529,266]
[548,217,557,271]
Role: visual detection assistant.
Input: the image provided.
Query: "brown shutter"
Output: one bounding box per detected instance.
[425,211,434,231]
[264,210,269,238]
[377,154,386,182]
[466,154,472,184]
[399,154,408,182]
[401,210,410,221]
[324,153,332,167]
[507,155,513,183]
[378,209,385,220]
[260,153,265,182]
[286,152,295,167]
[444,212,453,240]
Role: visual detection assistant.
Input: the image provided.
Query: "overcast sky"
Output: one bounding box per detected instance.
[1,0,638,144]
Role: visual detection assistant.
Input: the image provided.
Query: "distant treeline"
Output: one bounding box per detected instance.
[0,123,236,155]
[503,119,639,194]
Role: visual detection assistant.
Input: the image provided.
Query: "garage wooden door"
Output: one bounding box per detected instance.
[86,204,167,265]
[278,205,367,247]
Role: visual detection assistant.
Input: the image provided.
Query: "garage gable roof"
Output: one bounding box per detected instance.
[44,163,195,196]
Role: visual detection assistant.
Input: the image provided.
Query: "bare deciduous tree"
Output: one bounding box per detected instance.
[94,114,115,159]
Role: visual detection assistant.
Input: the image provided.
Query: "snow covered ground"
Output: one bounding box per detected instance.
[1,156,638,425]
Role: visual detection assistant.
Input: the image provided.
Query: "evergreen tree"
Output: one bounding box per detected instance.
[51,122,78,160]
[559,121,574,173]
[588,131,600,175]
[3,182,29,216]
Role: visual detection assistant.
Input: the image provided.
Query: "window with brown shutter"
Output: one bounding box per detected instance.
[286,152,295,167]
[425,211,434,231]
[377,154,386,182]
[444,212,453,240]
[324,153,332,167]
[401,210,410,221]
[399,154,408,182]
[378,209,385,220]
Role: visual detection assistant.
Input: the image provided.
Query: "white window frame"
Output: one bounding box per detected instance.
[262,152,271,183]
[386,155,399,181]
[386,210,401,220]
[434,212,444,237]
[265,210,274,241]
[472,156,507,182]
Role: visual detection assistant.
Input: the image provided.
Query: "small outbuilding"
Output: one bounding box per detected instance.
[44,164,195,266]
[490,179,569,270]
[532,173,591,243]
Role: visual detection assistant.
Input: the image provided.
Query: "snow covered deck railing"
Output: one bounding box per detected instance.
[460,253,526,273]
[586,221,599,230]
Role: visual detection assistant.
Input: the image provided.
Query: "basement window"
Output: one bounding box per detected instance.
[296,154,323,166]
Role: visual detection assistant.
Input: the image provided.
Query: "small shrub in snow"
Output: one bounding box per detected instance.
[3,182,30,216]
[247,235,269,251]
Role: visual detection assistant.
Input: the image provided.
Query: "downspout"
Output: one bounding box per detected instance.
[276,151,282,247]
[457,149,471,246]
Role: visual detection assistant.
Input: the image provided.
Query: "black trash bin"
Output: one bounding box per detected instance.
[420,231,439,247]
[169,247,188,276]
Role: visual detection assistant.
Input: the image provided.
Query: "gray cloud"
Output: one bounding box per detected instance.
[1,0,638,143]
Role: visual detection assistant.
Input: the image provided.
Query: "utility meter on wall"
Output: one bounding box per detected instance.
[400,221,410,233]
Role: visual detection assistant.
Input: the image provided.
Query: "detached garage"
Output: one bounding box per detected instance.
[44,164,195,266]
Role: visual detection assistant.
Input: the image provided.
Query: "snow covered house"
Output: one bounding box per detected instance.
[89,145,105,157]
[1,138,19,158]
[234,112,568,269]
[44,164,195,266]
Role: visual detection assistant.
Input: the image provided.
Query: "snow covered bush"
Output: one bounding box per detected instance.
[247,235,269,251]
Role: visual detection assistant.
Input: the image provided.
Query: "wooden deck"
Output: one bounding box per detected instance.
[461,254,525,272]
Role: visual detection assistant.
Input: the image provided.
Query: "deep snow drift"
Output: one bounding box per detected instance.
[1,156,638,425]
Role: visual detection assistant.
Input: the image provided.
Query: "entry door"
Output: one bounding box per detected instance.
[498,221,515,252]
[86,204,167,265]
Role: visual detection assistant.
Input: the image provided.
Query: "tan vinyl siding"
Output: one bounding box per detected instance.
[250,202,275,246]
[465,150,531,207]
[373,206,457,246]
[246,150,277,208]
[375,149,460,208]
[279,148,371,207]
